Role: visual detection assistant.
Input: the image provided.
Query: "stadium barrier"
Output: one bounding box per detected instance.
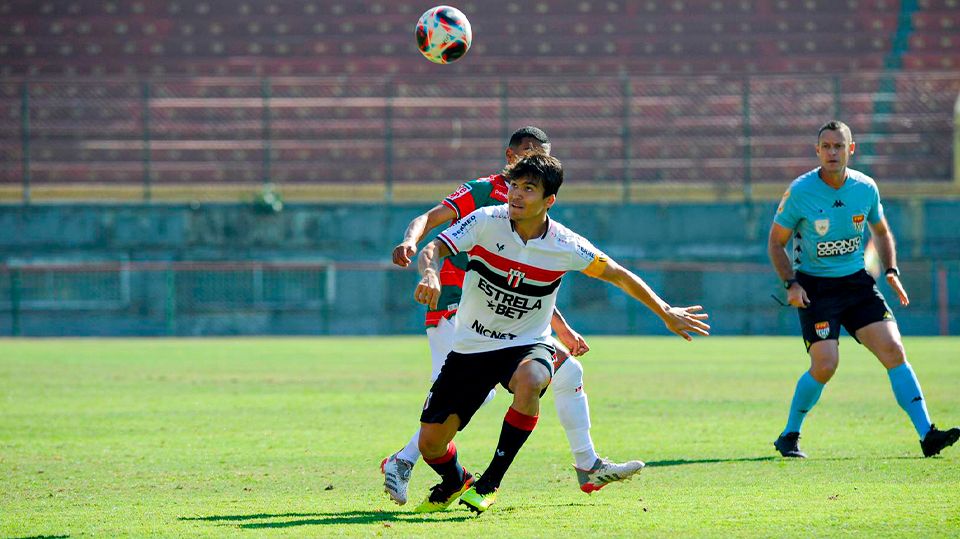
[1,259,955,337]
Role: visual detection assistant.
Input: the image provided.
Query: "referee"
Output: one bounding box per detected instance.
[768,120,959,458]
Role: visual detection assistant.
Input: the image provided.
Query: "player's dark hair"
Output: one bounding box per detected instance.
[504,150,563,198]
[817,120,853,143]
[508,126,551,153]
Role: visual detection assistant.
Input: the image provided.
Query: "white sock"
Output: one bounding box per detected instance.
[552,358,599,470]
[396,428,421,464]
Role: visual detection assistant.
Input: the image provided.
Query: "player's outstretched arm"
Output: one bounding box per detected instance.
[869,217,909,306]
[551,307,589,356]
[414,238,452,310]
[393,203,457,267]
[591,258,710,341]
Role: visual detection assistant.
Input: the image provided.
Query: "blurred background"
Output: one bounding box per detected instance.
[0,0,958,336]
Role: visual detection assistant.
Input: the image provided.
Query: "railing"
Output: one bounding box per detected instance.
[2,72,958,203]
[1,259,955,337]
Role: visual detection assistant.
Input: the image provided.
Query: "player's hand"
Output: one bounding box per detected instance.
[414,270,441,310]
[787,284,811,308]
[885,273,910,306]
[661,305,710,341]
[555,326,590,357]
[392,242,417,268]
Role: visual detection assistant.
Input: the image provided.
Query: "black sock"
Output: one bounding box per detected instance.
[424,441,466,486]
[476,407,538,494]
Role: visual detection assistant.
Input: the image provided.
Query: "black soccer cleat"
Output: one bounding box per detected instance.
[920,425,960,458]
[774,432,807,458]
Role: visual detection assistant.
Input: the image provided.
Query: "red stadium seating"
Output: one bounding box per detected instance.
[1,0,957,190]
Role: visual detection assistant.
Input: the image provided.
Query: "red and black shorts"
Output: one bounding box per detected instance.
[420,342,555,430]
[796,269,894,351]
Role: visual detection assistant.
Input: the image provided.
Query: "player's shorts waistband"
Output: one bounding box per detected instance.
[796,269,868,282]
[797,269,872,294]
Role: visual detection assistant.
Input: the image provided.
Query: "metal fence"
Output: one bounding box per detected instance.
[2,259,957,337]
[2,72,957,203]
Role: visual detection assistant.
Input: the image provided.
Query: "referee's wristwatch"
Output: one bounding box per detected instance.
[783,278,799,290]
[885,267,900,277]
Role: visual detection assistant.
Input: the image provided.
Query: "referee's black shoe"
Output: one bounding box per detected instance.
[774,432,807,458]
[920,425,960,457]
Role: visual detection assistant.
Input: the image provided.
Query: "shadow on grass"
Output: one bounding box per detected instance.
[180,511,473,528]
[645,456,778,467]
[6,536,70,539]
[181,502,596,529]
[646,456,875,467]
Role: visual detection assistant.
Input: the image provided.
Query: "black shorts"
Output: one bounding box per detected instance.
[796,269,895,350]
[420,342,556,430]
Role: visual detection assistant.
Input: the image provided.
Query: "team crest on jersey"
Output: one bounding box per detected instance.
[814,219,830,236]
[506,268,526,288]
[815,321,830,339]
[852,214,865,232]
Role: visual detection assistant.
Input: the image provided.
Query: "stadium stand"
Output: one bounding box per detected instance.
[1,0,958,196]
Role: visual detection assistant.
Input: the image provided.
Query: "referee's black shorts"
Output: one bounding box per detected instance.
[420,342,555,430]
[796,269,894,351]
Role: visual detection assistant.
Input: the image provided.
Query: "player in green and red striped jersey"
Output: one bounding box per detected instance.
[380,127,643,506]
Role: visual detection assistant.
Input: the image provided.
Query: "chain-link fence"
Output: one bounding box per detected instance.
[2,72,957,203]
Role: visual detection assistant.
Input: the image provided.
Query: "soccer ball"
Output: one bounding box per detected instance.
[415,5,472,64]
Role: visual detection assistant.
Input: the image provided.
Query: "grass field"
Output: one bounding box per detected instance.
[2,337,959,538]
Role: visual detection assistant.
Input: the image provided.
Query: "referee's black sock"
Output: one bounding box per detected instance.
[424,441,466,487]
[475,407,538,494]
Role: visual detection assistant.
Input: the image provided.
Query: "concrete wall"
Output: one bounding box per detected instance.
[1,200,957,336]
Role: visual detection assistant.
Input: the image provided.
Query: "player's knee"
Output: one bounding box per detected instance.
[810,359,838,382]
[513,361,551,395]
[551,357,583,394]
[878,340,906,368]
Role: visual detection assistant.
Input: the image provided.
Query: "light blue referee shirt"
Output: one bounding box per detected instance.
[774,167,883,278]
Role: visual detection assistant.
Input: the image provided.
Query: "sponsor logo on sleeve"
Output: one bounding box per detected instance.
[814,219,830,236]
[449,183,472,200]
[852,214,865,232]
[447,214,477,241]
[815,321,830,340]
[777,190,790,214]
[574,243,599,263]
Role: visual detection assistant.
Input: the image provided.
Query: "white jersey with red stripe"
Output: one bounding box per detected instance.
[436,204,608,354]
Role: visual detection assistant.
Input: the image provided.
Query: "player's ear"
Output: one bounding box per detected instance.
[505,147,516,164]
[848,141,856,155]
[544,194,557,209]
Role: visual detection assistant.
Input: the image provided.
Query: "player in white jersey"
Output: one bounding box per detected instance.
[382,127,645,506]
[411,152,711,514]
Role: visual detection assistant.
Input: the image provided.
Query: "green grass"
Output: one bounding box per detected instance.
[1,337,959,538]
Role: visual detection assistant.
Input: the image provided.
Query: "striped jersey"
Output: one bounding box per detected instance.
[424,174,509,327]
[437,205,608,354]
[774,167,883,277]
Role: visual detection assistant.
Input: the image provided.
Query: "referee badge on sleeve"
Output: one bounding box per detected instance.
[815,321,830,339]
